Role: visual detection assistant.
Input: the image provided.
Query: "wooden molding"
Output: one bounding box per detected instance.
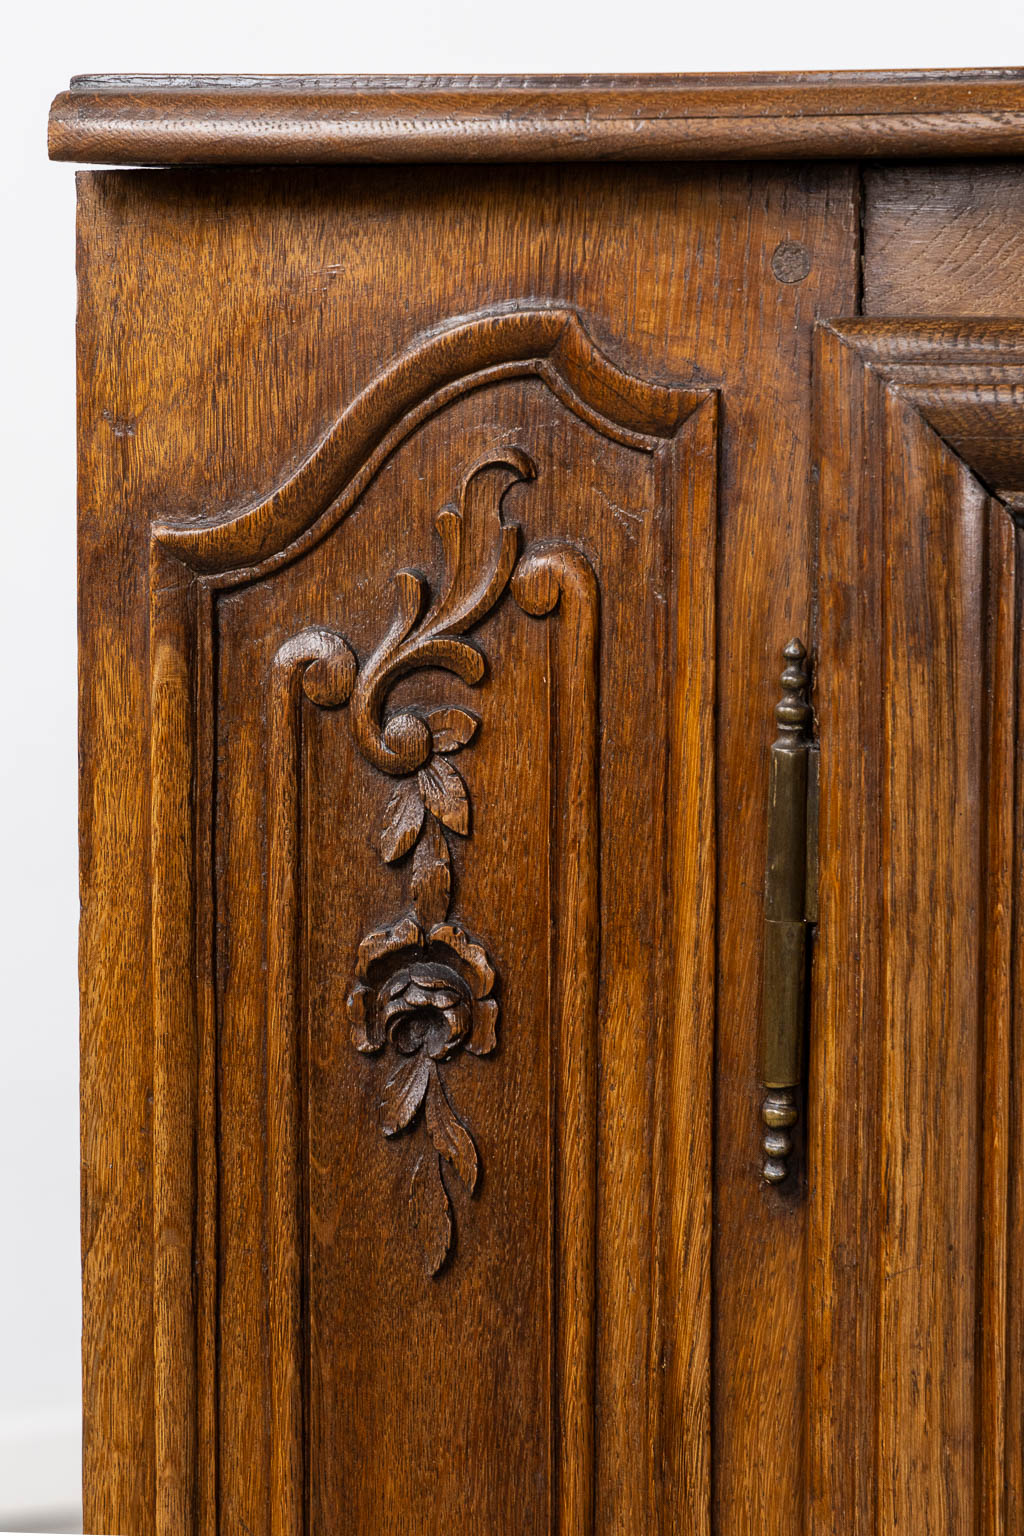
[154,307,701,581]
[49,69,1024,166]
[264,627,356,1536]
[823,318,1024,503]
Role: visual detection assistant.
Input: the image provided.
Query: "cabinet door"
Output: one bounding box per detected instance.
[157,310,716,1536]
[813,319,1024,1535]
[76,163,858,1536]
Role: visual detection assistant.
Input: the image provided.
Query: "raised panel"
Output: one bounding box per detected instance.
[147,310,717,1536]
[813,320,1024,1535]
[76,158,859,1536]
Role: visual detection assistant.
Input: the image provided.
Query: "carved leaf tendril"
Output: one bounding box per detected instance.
[349,449,530,778]
[343,450,530,1274]
[410,1152,452,1278]
[418,757,469,835]
[423,705,479,753]
[411,816,451,929]
[425,1063,478,1194]
[380,1055,432,1137]
[380,779,425,863]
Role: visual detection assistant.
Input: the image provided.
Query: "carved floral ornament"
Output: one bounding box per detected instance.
[295,445,554,1274]
[216,312,687,1281]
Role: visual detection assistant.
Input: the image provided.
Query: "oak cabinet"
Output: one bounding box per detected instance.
[51,71,1024,1536]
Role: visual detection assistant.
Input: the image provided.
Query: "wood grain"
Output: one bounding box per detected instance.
[78,181,157,1536]
[71,146,879,1536]
[814,318,1024,1534]
[809,325,884,1536]
[148,545,199,1533]
[864,164,1024,317]
[73,80,1024,1536]
[69,86,1024,1536]
[877,389,982,1535]
[659,398,717,1533]
[265,630,355,1536]
[156,307,701,578]
[1008,536,1024,1536]
[49,71,1024,165]
[512,545,600,1536]
[979,498,1017,1536]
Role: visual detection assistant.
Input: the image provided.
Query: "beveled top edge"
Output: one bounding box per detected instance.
[49,68,1024,166]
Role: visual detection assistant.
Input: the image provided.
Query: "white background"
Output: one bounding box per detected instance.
[3,3,1024,1532]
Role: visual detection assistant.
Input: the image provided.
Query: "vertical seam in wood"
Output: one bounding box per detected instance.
[299,705,312,1536]
[150,542,199,1536]
[977,498,1017,1536]
[974,497,990,1536]
[547,614,557,1536]
[865,348,884,1536]
[1004,513,1018,1536]
[195,583,219,1536]
[706,400,719,1536]
[1008,526,1024,1536]
[650,434,671,1536]
[854,164,866,319]
[875,377,893,1536]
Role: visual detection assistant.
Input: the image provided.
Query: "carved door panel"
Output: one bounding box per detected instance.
[76,160,860,1536]
[149,309,716,1535]
[813,320,1024,1535]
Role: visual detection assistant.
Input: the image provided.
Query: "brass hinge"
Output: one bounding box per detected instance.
[760,639,818,1184]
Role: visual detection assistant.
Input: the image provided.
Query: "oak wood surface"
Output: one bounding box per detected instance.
[71,99,1024,1536]
[49,69,1024,165]
[864,163,1024,316]
[814,318,1024,1535]
[76,158,856,1535]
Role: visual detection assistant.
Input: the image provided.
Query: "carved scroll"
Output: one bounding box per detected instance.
[262,450,536,1276]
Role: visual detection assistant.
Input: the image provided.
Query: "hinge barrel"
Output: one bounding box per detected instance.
[760,639,816,1183]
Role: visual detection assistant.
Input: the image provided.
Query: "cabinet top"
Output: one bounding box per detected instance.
[49,69,1024,166]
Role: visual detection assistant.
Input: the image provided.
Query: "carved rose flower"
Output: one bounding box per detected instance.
[345,914,499,1272]
[347,915,497,1063]
[382,965,471,1060]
